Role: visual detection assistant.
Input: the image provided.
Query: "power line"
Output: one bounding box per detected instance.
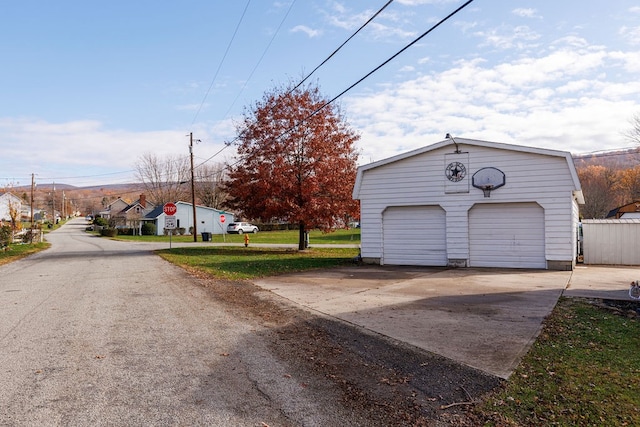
[191,1,298,171]
[307,0,476,120]
[220,0,297,120]
[189,0,252,129]
[199,0,395,168]
[234,0,476,158]
[289,0,395,93]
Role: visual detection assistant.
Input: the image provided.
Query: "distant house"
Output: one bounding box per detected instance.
[606,200,640,219]
[0,192,22,222]
[101,194,156,231]
[144,201,233,236]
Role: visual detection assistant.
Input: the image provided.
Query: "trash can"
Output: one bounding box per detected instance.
[201,232,211,242]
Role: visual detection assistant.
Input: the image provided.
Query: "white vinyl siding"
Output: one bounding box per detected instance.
[469,203,545,268]
[382,206,447,266]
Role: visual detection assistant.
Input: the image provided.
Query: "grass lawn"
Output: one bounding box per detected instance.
[157,246,359,280]
[476,297,640,426]
[0,242,50,266]
[116,228,361,245]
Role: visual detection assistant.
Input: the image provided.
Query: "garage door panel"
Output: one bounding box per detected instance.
[469,203,545,269]
[383,206,446,266]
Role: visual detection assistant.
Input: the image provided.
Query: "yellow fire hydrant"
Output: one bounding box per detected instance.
[244,234,249,247]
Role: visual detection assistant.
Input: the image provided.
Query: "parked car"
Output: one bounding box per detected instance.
[227,222,259,234]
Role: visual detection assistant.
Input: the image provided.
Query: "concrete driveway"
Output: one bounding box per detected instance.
[255,265,639,379]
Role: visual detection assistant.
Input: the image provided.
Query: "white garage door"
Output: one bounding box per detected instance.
[382,206,447,266]
[469,203,546,269]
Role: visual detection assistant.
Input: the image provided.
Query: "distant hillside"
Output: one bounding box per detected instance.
[2,183,147,217]
[7,182,144,192]
[573,147,640,170]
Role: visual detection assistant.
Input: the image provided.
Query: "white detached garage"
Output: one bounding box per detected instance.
[352,138,584,270]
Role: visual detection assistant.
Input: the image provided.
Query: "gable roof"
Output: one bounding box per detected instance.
[143,201,230,219]
[606,200,640,218]
[0,192,22,203]
[352,137,584,203]
[175,201,229,213]
[143,205,165,219]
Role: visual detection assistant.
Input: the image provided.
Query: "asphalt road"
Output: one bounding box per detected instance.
[0,219,366,426]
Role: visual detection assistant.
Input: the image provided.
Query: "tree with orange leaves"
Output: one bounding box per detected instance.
[225,83,360,250]
[577,165,619,218]
[616,165,640,202]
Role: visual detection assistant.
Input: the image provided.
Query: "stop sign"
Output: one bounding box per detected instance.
[220,214,226,223]
[163,203,177,216]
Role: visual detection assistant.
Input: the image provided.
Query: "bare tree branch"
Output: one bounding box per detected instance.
[134,153,191,205]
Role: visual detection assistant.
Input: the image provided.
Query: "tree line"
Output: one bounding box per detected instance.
[575,112,640,219]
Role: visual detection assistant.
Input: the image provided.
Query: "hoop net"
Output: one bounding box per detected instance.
[482,184,494,198]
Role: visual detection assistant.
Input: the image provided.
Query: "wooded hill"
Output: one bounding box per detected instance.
[573,147,640,219]
[4,183,145,217]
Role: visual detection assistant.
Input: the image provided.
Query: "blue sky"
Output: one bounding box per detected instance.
[1,0,639,187]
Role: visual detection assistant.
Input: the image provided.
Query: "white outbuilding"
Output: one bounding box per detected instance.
[352,137,584,270]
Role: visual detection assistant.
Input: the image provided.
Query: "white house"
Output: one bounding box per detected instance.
[352,137,584,270]
[0,192,23,222]
[145,201,233,236]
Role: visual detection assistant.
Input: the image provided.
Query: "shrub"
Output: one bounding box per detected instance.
[0,225,11,247]
[141,223,156,235]
[118,228,133,235]
[94,217,109,227]
[101,228,118,237]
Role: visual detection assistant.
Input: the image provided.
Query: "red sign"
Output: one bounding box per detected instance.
[220,214,226,223]
[163,203,177,216]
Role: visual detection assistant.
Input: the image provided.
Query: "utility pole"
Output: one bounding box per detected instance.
[52,181,55,226]
[189,132,198,242]
[30,173,35,241]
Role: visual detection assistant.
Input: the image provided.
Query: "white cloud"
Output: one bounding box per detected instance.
[290,25,322,38]
[324,3,416,40]
[475,25,541,50]
[512,8,539,19]
[619,25,640,46]
[0,118,236,186]
[344,44,640,164]
[396,0,459,5]
[609,50,640,73]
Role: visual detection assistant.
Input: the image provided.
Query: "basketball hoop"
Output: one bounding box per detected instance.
[472,167,505,198]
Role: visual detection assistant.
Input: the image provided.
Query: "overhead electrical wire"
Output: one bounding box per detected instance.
[290,0,394,93]
[192,0,298,170]
[198,0,475,179]
[197,0,396,170]
[189,0,252,129]
[220,0,297,121]
[306,0,476,122]
[245,0,476,160]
